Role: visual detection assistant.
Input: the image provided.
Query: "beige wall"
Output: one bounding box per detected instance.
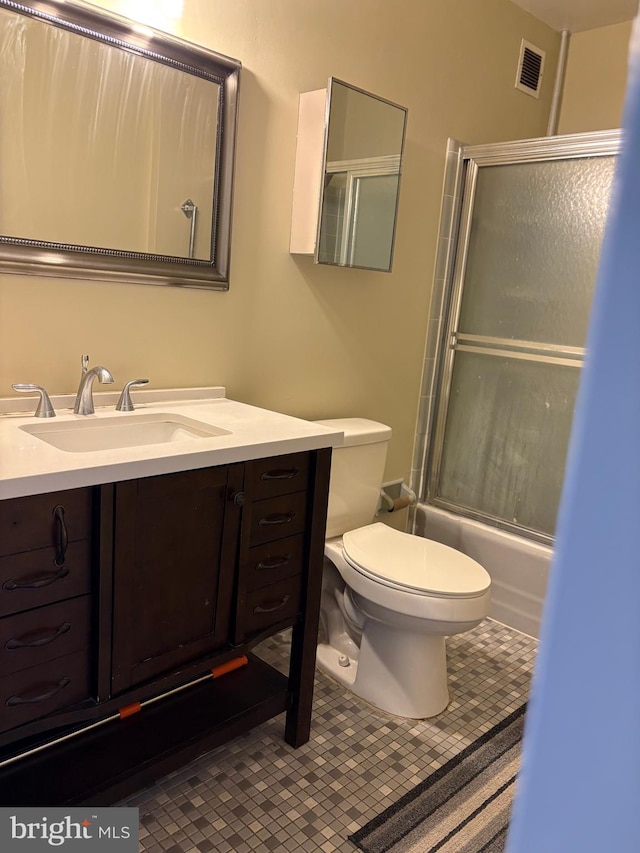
[559,20,632,134]
[0,0,559,484]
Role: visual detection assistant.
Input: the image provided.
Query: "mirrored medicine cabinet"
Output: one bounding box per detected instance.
[0,0,240,290]
[290,78,407,273]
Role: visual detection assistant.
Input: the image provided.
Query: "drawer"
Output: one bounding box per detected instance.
[0,597,91,678]
[242,575,302,636]
[243,535,305,592]
[0,649,91,733]
[0,488,93,557]
[0,540,92,618]
[247,452,310,501]
[248,492,308,547]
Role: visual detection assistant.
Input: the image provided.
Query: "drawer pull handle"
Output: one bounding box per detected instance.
[257,554,293,571]
[6,622,72,650]
[254,595,290,614]
[3,566,69,591]
[7,677,71,707]
[260,467,300,481]
[53,505,68,567]
[258,512,296,526]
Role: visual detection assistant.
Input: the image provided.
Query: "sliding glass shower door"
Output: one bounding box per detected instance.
[428,134,619,542]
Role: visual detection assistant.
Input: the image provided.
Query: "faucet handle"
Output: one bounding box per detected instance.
[116,378,150,412]
[12,383,56,418]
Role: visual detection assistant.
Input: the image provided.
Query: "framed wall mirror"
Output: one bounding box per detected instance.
[318,79,407,272]
[0,0,240,290]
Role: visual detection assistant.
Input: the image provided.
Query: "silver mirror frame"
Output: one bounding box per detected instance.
[0,0,240,290]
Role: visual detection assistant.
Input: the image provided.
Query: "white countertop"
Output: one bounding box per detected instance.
[0,387,343,500]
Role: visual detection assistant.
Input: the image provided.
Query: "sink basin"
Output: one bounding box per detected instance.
[20,412,231,452]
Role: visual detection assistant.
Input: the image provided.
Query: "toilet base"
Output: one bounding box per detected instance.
[316,622,450,719]
[316,643,358,689]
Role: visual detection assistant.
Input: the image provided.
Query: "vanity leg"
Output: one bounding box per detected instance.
[285,448,331,747]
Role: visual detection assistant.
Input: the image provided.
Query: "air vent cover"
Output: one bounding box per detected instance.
[516,39,545,98]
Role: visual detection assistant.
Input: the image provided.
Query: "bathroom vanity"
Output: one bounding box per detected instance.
[0,388,341,805]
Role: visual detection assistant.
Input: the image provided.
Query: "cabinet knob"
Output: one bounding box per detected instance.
[231,491,246,507]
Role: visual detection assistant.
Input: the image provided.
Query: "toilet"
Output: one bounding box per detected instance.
[315,418,491,719]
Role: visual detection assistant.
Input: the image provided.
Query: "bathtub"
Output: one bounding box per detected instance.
[414,503,552,639]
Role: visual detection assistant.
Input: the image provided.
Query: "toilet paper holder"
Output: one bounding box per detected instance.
[376,479,417,514]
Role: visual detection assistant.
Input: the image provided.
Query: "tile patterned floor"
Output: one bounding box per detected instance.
[121,619,537,852]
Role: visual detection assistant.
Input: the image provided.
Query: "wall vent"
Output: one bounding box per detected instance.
[515,39,545,98]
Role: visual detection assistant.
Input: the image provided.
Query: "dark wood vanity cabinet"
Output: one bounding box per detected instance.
[0,448,331,805]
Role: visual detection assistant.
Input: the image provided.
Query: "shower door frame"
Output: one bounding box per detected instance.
[422,129,621,546]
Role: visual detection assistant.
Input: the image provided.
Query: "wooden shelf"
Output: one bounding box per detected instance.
[0,655,289,805]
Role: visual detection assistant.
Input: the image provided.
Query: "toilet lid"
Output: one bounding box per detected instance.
[342,523,491,597]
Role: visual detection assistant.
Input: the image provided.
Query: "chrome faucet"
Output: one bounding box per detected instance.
[73,355,114,415]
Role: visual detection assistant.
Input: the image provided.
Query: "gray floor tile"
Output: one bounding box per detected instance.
[121,619,537,852]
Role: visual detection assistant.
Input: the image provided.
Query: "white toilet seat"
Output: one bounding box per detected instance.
[342,523,491,599]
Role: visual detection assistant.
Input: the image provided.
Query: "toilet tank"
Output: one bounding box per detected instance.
[315,418,392,539]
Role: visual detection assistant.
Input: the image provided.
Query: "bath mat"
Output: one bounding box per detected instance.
[348,703,526,853]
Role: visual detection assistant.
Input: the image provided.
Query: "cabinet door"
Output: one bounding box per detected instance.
[111,466,241,695]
